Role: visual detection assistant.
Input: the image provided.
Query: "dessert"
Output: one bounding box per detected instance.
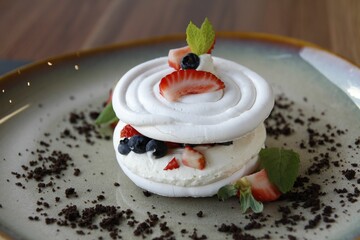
[100,19,299,207]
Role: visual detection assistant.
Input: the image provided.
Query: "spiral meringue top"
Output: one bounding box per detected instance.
[112,56,274,144]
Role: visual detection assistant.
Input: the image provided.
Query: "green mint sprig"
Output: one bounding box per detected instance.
[259,148,300,193]
[95,102,118,125]
[186,18,215,55]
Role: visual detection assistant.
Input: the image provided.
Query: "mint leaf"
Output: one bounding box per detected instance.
[217,185,237,201]
[95,102,118,125]
[259,148,300,193]
[239,188,264,213]
[186,18,215,55]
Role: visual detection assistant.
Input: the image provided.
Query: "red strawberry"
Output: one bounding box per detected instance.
[110,120,119,129]
[159,69,225,102]
[244,169,281,202]
[165,142,182,149]
[181,146,206,170]
[120,124,141,138]
[105,89,113,105]
[168,46,191,70]
[164,157,180,170]
[207,38,216,54]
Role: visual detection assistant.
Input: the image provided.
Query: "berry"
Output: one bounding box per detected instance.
[181,53,200,70]
[146,139,168,158]
[128,135,151,154]
[164,157,180,170]
[165,142,182,149]
[244,169,281,202]
[120,124,141,138]
[168,46,191,70]
[118,138,131,155]
[181,146,206,170]
[207,38,216,54]
[105,89,113,105]
[159,69,225,102]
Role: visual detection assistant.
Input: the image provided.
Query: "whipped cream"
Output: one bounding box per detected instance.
[112,57,274,144]
[113,121,266,188]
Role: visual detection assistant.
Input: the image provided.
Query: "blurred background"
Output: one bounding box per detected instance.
[0,0,359,73]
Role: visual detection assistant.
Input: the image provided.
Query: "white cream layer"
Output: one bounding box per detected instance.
[112,56,274,144]
[113,121,266,192]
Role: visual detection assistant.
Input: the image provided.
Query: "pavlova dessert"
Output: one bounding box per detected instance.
[97,19,300,213]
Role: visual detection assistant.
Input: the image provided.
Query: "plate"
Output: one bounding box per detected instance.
[0,33,359,240]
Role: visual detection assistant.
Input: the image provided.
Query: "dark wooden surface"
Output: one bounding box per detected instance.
[0,0,359,65]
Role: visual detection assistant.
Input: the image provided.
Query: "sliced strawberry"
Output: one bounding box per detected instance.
[159,69,225,102]
[207,38,216,54]
[168,46,191,70]
[110,120,119,129]
[120,124,141,138]
[164,157,180,170]
[181,146,206,170]
[165,142,182,149]
[105,89,113,105]
[245,169,281,202]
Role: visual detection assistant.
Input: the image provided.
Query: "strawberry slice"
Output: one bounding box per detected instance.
[244,169,281,202]
[105,89,113,105]
[181,146,206,170]
[207,38,216,54]
[120,124,141,138]
[159,69,225,102]
[164,157,180,170]
[168,46,191,70]
[165,142,182,149]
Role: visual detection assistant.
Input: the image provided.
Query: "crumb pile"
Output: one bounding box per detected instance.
[2,93,359,239]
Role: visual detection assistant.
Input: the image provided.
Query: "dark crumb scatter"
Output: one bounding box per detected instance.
[196,211,204,218]
[76,230,85,235]
[97,195,105,201]
[73,168,81,176]
[9,93,360,239]
[65,187,78,198]
[89,111,100,120]
[288,235,297,240]
[342,169,356,180]
[189,228,207,240]
[143,190,152,197]
[305,214,322,229]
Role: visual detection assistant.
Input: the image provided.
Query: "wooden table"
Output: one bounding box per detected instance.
[0,0,359,65]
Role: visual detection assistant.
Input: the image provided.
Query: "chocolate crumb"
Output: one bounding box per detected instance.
[196,211,204,218]
[65,187,77,198]
[342,169,356,180]
[143,190,152,197]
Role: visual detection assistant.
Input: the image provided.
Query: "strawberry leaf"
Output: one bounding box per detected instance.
[186,18,215,55]
[239,188,264,213]
[217,185,237,201]
[259,148,300,193]
[95,102,118,125]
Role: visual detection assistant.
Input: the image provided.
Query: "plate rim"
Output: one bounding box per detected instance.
[1,32,359,240]
[1,32,359,84]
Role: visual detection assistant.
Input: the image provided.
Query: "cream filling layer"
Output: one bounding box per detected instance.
[113,121,266,189]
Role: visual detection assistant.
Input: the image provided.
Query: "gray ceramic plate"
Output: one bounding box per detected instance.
[0,33,359,240]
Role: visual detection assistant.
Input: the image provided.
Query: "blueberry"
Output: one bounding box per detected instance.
[118,138,131,155]
[128,135,150,153]
[181,53,200,70]
[146,139,168,158]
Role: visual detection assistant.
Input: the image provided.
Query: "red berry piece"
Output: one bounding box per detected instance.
[159,69,225,102]
[164,157,180,170]
[120,124,141,138]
